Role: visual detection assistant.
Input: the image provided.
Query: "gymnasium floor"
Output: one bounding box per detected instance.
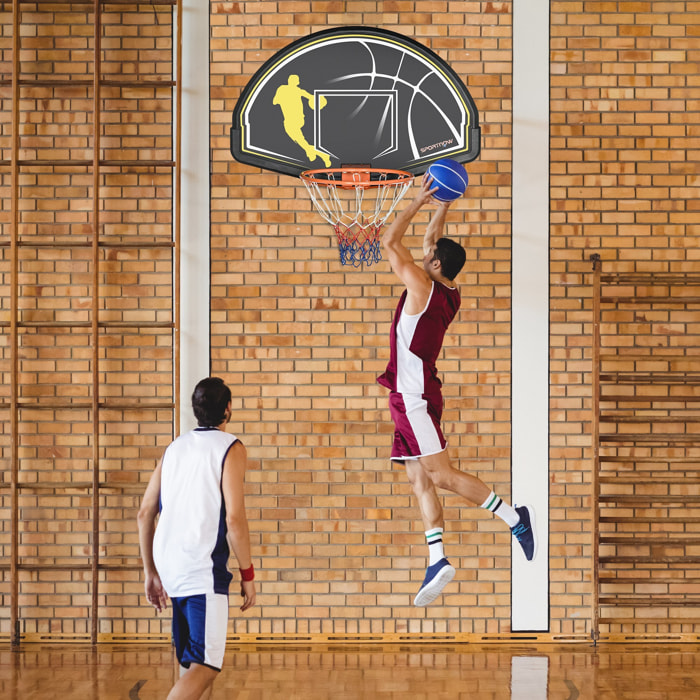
[2,643,699,699]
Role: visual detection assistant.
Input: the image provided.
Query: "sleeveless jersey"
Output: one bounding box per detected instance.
[153,427,238,597]
[377,281,461,396]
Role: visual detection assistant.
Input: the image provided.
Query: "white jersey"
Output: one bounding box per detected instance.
[153,427,238,597]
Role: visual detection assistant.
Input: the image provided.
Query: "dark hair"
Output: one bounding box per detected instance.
[191,377,231,427]
[434,237,466,281]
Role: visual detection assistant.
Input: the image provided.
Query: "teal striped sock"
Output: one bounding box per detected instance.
[480,491,519,528]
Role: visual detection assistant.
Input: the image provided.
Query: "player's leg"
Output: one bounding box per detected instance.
[417,449,491,505]
[198,682,213,700]
[390,393,456,605]
[404,458,456,606]
[392,390,519,526]
[418,449,537,561]
[404,457,444,531]
[168,593,228,700]
[168,664,218,700]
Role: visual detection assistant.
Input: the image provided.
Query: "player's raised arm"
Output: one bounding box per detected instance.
[422,195,452,256]
[381,176,438,291]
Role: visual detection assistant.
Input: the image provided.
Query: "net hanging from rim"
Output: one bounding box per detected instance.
[300,168,414,267]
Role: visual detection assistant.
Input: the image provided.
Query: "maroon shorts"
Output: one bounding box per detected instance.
[388,391,447,461]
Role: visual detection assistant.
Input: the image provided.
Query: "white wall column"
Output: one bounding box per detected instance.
[178,0,211,433]
[511,0,550,630]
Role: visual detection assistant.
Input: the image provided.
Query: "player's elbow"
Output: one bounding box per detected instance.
[381,229,398,250]
[136,503,153,531]
[226,511,249,537]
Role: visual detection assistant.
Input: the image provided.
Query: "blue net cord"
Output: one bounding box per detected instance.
[333,223,382,268]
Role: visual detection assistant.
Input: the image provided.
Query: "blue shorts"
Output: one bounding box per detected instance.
[171,592,229,671]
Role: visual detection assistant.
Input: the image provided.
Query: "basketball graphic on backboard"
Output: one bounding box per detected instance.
[230,26,481,178]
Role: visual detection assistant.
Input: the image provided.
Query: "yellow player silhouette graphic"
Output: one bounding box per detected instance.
[273,75,331,167]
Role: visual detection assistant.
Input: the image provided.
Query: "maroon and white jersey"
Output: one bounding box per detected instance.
[378,281,461,396]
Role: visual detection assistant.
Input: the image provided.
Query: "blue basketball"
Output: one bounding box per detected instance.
[426,159,468,202]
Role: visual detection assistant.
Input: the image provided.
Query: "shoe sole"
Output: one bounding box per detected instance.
[517,504,538,562]
[413,564,456,607]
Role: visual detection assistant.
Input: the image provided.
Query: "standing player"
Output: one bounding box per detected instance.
[138,377,256,700]
[378,176,536,607]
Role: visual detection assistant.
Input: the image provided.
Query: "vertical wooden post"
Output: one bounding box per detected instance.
[10,0,21,648]
[590,253,602,643]
[91,0,102,644]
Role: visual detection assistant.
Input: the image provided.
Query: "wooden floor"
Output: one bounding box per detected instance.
[2,642,700,699]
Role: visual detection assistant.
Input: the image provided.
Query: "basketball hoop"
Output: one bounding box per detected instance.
[300,167,414,267]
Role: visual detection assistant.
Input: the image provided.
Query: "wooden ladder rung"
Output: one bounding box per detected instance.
[600,456,700,463]
[599,434,700,443]
[600,556,700,564]
[599,597,700,606]
[0,321,175,329]
[600,537,700,546]
[600,296,700,304]
[600,373,700,384]
[599,617,700,624]
[600,576,700,584]
[599,476,700,484]
[0,401,174,410]
[14,159,175,168]
[0,239,175,249]
[600,395,700,403]
[100,79,176,88]
[12,481,146,492]
[13,0,178,5]
[101,160,175,168]
[600,517,700,524]
[16,79,93,87]
[13,564,92,571]
[599,495,700,503]
[1,561,144,572]
[600,274,700,284]
[599,354,700,361]
[600,416,700,423]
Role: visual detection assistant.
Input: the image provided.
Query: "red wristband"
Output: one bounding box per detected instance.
[240,564,255,581]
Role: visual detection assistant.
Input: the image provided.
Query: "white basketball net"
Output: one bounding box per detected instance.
[301,169,413,267]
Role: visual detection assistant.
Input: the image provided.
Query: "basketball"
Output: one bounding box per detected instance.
[426,159,468,202]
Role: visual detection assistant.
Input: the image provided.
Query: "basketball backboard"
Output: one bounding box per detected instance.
[230,27,480,178]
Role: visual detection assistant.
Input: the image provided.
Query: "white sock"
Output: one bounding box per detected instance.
[426,527,445,565]
[480,491,519,528]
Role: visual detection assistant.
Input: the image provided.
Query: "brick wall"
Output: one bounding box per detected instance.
[1,1,697,640]
[211,2,516,637]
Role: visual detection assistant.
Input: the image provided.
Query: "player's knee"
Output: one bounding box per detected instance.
[406,467,431,494]
[425,465,454,491]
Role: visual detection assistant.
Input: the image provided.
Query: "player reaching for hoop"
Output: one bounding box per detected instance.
[378,175,537,607]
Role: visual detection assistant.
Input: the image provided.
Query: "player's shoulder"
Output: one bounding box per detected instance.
[400,261,432,294]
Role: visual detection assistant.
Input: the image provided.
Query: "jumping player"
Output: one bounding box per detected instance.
[138,377,256,699]
[378,175,536,607]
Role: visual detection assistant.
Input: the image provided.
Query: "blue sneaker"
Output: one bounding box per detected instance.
[413,558,456,607]
[511,505,537,561]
